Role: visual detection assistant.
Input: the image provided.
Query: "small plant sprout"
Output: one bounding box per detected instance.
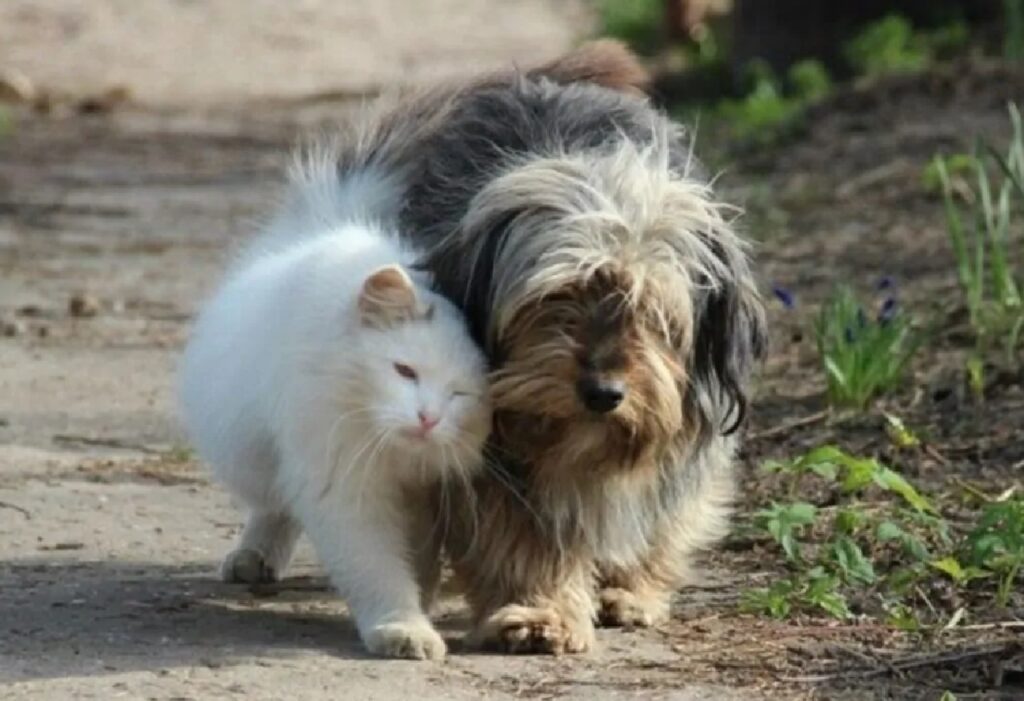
[964,497,1024,606]
[754,502,818,562]
[934,102,1024,366]
[884,412,920,449]
[845,14,931,76]
[765,445,934,514]
[814,284,923,410]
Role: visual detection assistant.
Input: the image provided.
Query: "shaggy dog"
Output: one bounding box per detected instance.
[325,41,766,653]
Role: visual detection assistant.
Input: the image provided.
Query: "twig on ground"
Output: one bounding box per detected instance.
[951,477,1000,503]
[916,585,940,621]
[0,500,31,519]
[780,642,1013,683]
[52,434,163,454]
[954,621,1024,631]
[923,444,951,466]
[749,410,830,440]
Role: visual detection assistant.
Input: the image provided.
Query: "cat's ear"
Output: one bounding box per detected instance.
[358,265,420,327]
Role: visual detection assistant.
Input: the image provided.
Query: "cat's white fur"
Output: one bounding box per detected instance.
[179,161,491,661]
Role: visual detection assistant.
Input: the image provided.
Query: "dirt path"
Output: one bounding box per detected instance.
[0,3,760,699]
[0,111,751,701]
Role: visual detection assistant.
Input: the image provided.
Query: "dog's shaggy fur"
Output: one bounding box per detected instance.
[323,41,766,653]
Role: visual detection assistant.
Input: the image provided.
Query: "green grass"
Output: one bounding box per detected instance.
[845,15,931,77]
[964,498,1024,606]
[814,285,923,411]
[597,0,664,56]
[709,60,831,145]
[934,103,1024,368]
[1006,0,1024,61]
[0,107,13,140]
[844,14,968,78]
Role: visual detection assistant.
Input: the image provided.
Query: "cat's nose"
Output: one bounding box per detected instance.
[417,411,440,432]
[577,376,626,414]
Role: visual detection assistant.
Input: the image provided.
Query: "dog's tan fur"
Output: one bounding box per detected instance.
[434,135,753,652]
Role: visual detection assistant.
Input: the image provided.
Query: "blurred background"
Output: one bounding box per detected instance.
[0,1,1020,120]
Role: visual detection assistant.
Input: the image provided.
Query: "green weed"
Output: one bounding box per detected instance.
[845,15,931,76]
[844,14,968,78]
[1007,0,1024,61]
[712,60,831,143]
[742,566,851,620]
[597,0,663,56]
[746,444,1020,624]
[0,107,13,140]
[934,103,1024,367]
[964,498,1024,606]
[754,502,817,562]
[814,286,924,411]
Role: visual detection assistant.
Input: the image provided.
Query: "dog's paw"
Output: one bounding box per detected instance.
[474,604,593,655]
[363,619,447,661]
[220,548,278,584]
[597,587,669,629]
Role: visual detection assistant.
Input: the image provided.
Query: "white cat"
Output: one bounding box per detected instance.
[178,158,491,661]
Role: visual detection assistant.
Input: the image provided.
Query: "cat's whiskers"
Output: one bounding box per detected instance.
[353,428,396,517]
[322,405,379,479]
[439,439,481,554]
[325,425,389,502]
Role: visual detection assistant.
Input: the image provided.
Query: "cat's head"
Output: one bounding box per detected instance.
[354,265,491,479]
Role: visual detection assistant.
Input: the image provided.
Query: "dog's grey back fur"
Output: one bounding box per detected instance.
[401,77,700,338]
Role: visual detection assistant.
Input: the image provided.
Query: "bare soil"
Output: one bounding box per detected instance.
[1,4,1022,700]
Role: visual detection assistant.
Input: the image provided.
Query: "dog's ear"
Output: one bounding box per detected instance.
[688,242,767,436]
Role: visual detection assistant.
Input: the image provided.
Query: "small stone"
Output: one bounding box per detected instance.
[77,86,131,114]
[2,319,26,337]
[0,69,36,104]
[69,293,100,318]
[17,304,42,317]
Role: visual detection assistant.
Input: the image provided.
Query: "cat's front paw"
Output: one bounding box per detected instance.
[598,587,670,629]
[363,619,447,661]
[220,548,279,584]
[473,604,593,655]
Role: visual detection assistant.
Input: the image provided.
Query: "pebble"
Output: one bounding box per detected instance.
[2,319,26,337]
[0,69,36,104]
[68,293,100,318]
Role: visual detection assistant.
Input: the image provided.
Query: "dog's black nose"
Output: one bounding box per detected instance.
[577,377,625,413]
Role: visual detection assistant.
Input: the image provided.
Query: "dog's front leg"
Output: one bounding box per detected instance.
[597,559,675,629]
[466,561,596,655]
[448,483,597,655]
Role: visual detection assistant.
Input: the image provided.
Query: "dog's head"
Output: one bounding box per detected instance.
[436,127,766,477]
[489,268,688,465]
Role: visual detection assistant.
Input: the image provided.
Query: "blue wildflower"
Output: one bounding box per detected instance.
[772,285,795,309]
[877,297,897,324]
[844,326,857,344]
[876,276,895,291]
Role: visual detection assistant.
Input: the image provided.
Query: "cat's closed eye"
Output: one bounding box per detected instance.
[393,362,418,381]
[450,390,476,399]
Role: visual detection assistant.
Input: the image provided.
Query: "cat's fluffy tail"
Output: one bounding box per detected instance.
[255,143,404,254]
